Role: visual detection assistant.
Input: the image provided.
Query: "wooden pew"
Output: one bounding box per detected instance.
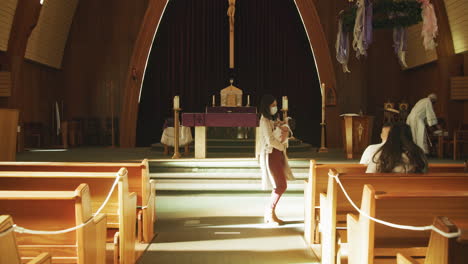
[347,185,468,264]
[397,216,468,264]
[0,159,155,243]
[0,169,136,264]
[318,170,468,264]
[0,215,52,264]
[304,160,467,245]
[0,184,107,264]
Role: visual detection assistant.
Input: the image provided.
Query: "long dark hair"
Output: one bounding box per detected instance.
[373,122,427,173]
[259,94,277,120]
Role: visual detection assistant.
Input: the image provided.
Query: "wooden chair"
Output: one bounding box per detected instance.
[303,160,467,245]
[0,169,136,264]
[0,184,107,264]
[0,215,52,264]
[453,124,468,160]
[318,170,468,264]
[347,185,468,264]
[397,216,468,264]
[0,159,155,243]
[436,123,468,160]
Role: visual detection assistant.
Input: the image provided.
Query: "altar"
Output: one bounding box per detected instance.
[182,108,259,158]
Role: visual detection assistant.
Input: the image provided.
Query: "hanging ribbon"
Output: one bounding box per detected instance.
[418,0,438,50]
[393,27,408,68]
[353,0,373,58]
[336,14,351,73]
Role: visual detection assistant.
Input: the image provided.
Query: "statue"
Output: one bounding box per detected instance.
[220,79,242,107]
[227,0,236,32]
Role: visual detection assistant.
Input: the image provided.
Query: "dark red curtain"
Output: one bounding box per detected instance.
[137,0,321,146]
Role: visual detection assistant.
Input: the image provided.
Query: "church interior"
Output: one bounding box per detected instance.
[0,0,468,263]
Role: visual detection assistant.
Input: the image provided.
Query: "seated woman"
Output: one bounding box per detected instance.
[367,123,428,173]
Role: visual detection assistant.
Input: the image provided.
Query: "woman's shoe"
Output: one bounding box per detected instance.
[264,208,284,225]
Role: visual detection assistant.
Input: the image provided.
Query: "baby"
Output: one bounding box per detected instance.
[273,117,294,144]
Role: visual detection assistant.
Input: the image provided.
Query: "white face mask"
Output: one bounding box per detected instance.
[270,106,278,115]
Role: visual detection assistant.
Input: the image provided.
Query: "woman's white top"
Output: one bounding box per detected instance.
[366,151,415,173]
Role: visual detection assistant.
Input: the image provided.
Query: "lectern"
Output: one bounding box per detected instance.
[342,115,374,159]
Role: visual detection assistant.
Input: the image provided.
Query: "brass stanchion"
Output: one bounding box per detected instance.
[319,83,328,153]
[172,96,181,159]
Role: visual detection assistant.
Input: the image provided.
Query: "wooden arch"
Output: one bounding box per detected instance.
[119,0,336,147]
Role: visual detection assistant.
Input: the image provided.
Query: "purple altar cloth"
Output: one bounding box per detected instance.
[182,113,259,127]
[206,106,257,113]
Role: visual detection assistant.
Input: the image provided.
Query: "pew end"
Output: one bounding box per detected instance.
[27,253,52,264]
[0,215,52,264]
[396,253,421,264]
[0,184,107,264]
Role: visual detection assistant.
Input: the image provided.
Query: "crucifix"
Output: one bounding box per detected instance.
[227,0,236,69]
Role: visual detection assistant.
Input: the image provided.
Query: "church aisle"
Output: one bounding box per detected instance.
[137,192,319,264]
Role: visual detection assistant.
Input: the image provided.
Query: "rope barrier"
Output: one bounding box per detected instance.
[328,171,461,239]
[13,171,123,235]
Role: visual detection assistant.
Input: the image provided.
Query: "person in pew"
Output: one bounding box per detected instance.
[258,94,295,225]
[360,122,392,166]
[406,93,442,154]
[367,123,428,173]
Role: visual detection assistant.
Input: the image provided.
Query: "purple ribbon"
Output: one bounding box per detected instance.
[363,0,373,50]
[393,27,408,67]
[336,16,351,73]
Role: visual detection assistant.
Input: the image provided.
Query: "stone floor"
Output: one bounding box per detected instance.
[136,192,319,264]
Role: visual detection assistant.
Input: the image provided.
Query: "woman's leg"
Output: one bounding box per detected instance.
[266,149,288,224]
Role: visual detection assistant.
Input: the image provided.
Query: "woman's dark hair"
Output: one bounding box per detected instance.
[373,122,427,173]
[259,94,277,120]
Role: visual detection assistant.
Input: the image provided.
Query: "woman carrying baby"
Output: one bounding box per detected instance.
[258,94,295,225]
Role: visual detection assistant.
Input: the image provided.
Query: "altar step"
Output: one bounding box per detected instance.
[150,138,312,153]
[149,158,310,192]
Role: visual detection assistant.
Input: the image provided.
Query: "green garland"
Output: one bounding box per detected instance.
[341,0,422,32]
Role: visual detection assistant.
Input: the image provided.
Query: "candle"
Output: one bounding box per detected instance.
[282,96,288,111]
[247,95,250,106]
[173,96,180,109]
[212,95,215,106]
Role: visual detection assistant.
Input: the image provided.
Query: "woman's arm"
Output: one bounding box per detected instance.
[261,118,286,151]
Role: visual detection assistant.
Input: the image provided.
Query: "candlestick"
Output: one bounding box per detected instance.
[319,83,328,153]
[212,95,215,106]
[172,108,181,159]
[173,96,180,109]
[247,95,250,106]
[282,96,288,111]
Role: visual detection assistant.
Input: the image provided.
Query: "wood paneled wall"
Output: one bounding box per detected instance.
[0,0,18,52]
[444,0,468,54]
[405,23,438,69]
[25,0,79,69]
[314,0,466,145]
[61,0,148,121]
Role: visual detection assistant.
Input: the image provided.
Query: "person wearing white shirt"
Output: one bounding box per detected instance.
[258,94,295,225]
[366,123,428,173]
[360,123,392,170]
[406,93,441,154]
